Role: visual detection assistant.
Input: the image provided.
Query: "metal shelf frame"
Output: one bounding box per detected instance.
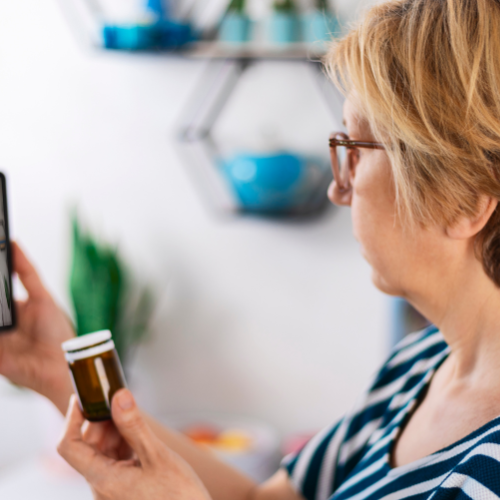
[58,0,344,218]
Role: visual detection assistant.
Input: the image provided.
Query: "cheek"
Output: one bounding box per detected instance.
[351,184,382,246]
[351,198,381,263]
[350,181,399,267]
[351,194,406,294]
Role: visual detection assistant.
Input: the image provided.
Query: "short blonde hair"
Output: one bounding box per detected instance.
[325,0,500,286]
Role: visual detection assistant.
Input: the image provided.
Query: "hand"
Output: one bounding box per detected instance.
[58,390,212,500]
[0,243,74,412]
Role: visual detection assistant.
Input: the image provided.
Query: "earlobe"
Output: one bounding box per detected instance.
[446,196,498,240]
[328,181,353,206]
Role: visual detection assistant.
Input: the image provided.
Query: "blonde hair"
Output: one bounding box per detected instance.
[325,0,500,286]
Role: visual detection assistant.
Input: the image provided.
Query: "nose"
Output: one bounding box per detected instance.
[328,180,352,206]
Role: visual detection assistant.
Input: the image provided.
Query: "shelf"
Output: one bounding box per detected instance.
[179,41,328,61]
[91,40,328,63]
[57,0,340,219]
[175,57,341,218]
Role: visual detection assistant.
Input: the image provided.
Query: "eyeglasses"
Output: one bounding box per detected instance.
[329,132,385,192]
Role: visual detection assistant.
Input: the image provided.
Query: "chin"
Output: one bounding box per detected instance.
[371,269,403,296]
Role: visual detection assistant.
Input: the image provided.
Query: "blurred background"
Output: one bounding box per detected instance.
[0,0,420,497]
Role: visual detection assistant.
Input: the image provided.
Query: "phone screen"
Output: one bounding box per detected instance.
[0,173,14,331]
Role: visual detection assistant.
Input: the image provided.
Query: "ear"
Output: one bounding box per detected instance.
[328,181,352,206]
[446,195,498,240]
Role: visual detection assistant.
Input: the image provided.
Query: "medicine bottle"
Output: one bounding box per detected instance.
[62,330,127,422]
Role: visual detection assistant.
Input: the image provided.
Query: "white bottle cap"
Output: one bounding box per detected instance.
[62,330,112,353]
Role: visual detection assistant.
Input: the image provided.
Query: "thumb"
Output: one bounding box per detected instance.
[11,242,50,301]
[111,389,160,468]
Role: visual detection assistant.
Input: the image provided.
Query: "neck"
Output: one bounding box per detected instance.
[408,248,500,382]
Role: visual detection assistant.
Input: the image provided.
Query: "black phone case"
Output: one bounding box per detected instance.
[0,173,16,332]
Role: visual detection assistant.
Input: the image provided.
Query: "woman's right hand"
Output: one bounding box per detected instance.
[0,242,75,413]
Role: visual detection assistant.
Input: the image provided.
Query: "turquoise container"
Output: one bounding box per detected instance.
[219,13,251,43]
[302,11,341,44]
[102,24,155,50]
[223,152,306,212]
[269,13,299,44]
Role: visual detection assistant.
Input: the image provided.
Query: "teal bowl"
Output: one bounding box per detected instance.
[223,152,306,212]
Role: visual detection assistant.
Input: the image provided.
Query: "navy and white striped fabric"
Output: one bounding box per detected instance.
[282,326,500,499]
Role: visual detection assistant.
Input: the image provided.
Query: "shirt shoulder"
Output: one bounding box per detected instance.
[423,423,500,499]
[370,325,447,392]
[282,325,448,500]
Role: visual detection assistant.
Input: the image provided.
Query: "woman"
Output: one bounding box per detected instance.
[2,0,500,498]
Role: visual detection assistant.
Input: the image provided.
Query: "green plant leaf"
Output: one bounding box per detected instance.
[315,0,329,12]
[227,0,246,13]
[69,215,154,366]
[273,0,297,13]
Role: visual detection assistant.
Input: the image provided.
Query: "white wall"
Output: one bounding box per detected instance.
[0,0,389,443]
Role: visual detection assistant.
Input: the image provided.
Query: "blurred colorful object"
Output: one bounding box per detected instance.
[168,414,279,482]
[69,216,154,366]
[184,425,253,453]
[223,151,328,213]
[102,19,194,51]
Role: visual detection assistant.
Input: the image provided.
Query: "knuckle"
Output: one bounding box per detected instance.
[56,439,68,458]
[120,412,145,432]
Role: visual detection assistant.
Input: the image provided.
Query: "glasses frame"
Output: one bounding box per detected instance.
[329,132,385,191]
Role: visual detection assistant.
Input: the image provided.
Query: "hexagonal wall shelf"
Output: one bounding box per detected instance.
[175,55,344,218]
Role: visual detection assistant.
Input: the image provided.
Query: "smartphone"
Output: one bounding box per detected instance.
[0,173,15,331]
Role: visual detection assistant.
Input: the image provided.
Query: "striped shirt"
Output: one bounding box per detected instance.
[282,326,500,499]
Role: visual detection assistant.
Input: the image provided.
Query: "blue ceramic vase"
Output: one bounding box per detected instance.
[219,13,252,44]
[269,13,299,44]
[302,10,340,44]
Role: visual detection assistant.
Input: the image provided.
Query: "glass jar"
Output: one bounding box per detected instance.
[62,330,127,422]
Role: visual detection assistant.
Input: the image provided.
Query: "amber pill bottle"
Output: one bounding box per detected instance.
[62,330,127,422]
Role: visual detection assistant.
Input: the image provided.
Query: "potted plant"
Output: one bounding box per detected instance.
[69,216,154,371]
[269,0,299,44]
[302,0,341,45]
[219,0,252,44]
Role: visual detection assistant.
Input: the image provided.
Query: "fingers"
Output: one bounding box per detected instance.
[11,242,49,301]
[58,396,110,479]
[111,389,161,468]
[82,420,110,447]
[83,420,131,460]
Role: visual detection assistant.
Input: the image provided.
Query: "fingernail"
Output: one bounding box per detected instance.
[67,394,76,413]
[116,390,134,411]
